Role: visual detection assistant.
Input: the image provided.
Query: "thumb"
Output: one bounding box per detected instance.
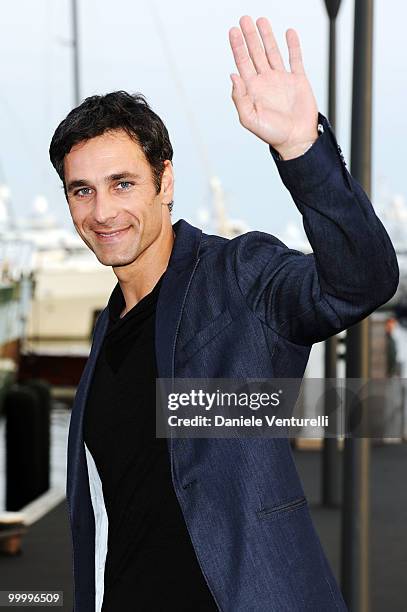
[230,73,247,99]
[230,73,253,127]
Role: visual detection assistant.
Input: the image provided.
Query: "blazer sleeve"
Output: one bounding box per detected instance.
[233,113,399,346]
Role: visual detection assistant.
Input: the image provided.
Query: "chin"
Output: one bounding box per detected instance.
[94,250,138,268]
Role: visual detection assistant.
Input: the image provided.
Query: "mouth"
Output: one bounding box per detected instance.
[94,226,131,243]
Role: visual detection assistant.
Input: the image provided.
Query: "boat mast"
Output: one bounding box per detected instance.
[71,0,80,106]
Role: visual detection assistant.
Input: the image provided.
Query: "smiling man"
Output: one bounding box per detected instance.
[60,110,176,312]
[50,15,398,612]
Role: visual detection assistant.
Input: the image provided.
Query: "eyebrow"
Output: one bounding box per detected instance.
[66,171,142,193]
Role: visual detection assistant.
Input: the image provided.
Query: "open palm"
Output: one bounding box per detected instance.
[229,16,319,159]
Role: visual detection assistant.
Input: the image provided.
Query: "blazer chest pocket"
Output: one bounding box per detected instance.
[256,496,307,521]
[178,308,234,362]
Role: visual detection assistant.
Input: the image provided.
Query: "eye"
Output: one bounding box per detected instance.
[74,187,93,197]
[116,181,133,191]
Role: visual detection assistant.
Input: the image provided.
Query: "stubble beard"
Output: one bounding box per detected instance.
[93,243,140,268]
[89,230,141,268]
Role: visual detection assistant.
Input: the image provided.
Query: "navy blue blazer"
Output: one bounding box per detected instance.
[67,114,399,611]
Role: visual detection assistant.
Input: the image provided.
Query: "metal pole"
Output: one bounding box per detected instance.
[322,2,342,508]
[341,1,373,610]
[322,345,341,506]
[72,0,80,106]
[328,16,337,129]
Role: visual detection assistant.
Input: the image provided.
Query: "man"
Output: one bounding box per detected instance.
[50,15,398,612]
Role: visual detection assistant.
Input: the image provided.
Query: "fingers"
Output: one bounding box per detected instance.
[229,15,281,79]
[238,15,271,74]
[286,28,305,74]
[229,17,304,79]
[229,27,257,81]
[256,17,285,71]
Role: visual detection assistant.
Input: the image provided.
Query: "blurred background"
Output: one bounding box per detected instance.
[0,0,406,610]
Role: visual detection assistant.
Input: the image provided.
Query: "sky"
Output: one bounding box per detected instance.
[0,0,405,242]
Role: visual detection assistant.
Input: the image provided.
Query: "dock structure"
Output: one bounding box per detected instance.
[0,443,405,611]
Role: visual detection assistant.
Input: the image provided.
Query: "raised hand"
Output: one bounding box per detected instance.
[229,16,319,160]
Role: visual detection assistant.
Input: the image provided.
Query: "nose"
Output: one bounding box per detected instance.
[93,193,118,226]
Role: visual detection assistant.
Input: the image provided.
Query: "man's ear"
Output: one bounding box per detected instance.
[160,160,174,204]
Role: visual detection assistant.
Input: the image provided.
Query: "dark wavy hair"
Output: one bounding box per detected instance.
[49,91,174,211]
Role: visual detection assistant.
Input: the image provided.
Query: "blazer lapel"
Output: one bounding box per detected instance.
[155,218,203,379]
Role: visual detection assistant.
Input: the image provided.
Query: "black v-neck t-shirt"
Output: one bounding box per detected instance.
[83,274,218,611]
